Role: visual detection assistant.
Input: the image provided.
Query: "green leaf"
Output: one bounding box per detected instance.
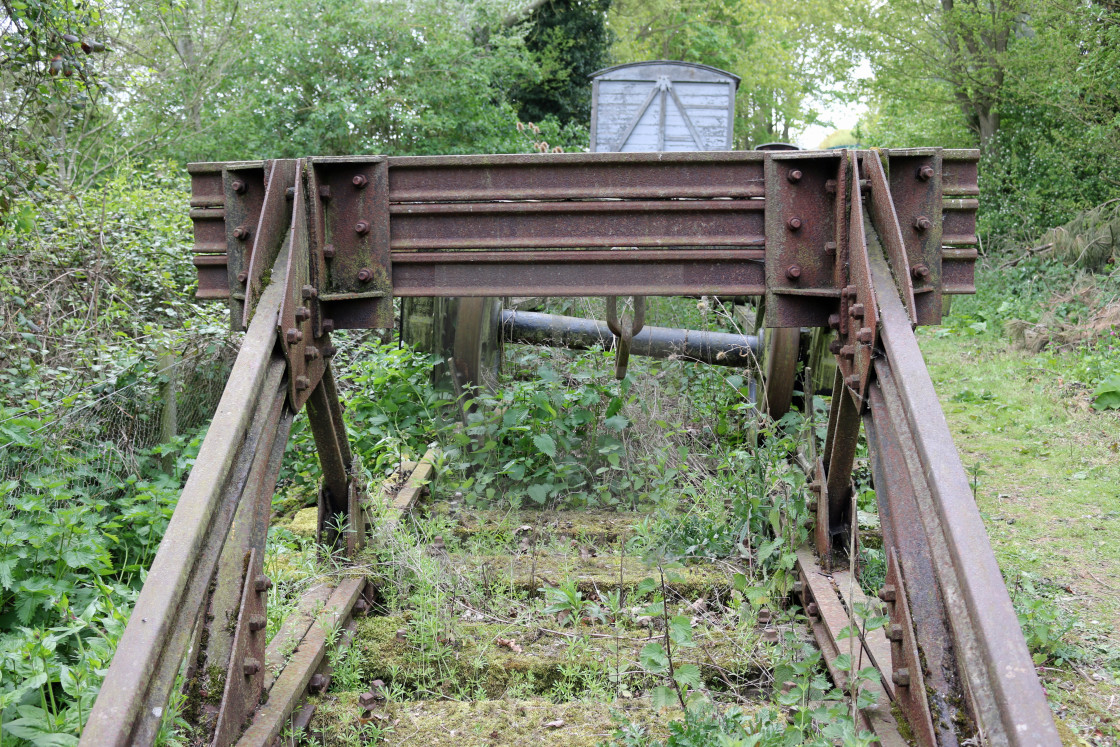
[651,685,677,711]
[1092,377,1120,410]
[603,414,629,431]
[532,434,556,458]
[673,663,702,689]
[669,616,695,648]
[635,577,659,597]
[639,642,669,674]
[526,483,551,504]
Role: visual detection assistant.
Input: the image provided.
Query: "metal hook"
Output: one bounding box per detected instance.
[605,296,646,380]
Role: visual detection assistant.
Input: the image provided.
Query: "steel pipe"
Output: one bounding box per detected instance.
[501,309,759,367]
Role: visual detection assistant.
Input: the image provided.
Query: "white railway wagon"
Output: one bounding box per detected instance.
[590,61,739,152]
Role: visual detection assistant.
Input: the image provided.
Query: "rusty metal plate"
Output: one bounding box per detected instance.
[387,151,767,201]
[941,150,979,197]
[835,155,878,407]
[223,165,266,329]
[883,549,938,747]
[864,152,917,324]
[764,151,842,328]
[212,548,268,747]
[242,160,299,328]
[942,198,978,246]
[194,254,230,300]
[884,150,942,325]
[941,247,977,294]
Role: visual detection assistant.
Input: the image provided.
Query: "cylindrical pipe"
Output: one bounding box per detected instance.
[501,309,760,367]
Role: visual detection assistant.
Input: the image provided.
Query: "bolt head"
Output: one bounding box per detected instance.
[352,174,368,188]
[285,186,295,200]
[305,347,320,361]
[301,284,318,299]
[857,327,873,344]
[878,584,897,603]
[911,264,930,280]
[806,602,819,617]
[787,169,803,184]
[762,629,779,643]
[913,215,932,232]
[243,658,261,676]
[357,267,373,283]
[322,244,336,259]
[849,303,865,318]
[887,624,904,642]
[785,264,802,281]
[824,179,837,194]
[322,319,335,335]
[295,376,310,390]
[354,598,370,616]
[824,241,837,255]
[233,226,250,241]
[786,217,803,231]
[310,673,331,694]
[249,615,267,632]
[231,179,246,194]
[839,344,855,359]
[295,306,311,322]
[917,165,934,181]
[355,220,371,235]
[828,313,841,330]
[254,575,272,593]
[323,345,338,358]
[828,338,842,354]
[286,328,303,344]
[792,581,804,594]
[846,374,861,389]
[237,271,248,284]
[893,668,911,687]
[318,184,332,201]
[358,691,377,710]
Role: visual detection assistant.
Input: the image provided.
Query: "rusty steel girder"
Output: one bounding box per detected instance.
[81,148,1060,747]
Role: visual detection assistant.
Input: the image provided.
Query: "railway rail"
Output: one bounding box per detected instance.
[79,148,1060,746]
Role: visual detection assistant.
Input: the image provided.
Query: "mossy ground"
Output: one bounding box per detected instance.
[920,331,1120,741]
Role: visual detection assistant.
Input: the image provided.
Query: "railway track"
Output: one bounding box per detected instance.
[79,149,1060,746]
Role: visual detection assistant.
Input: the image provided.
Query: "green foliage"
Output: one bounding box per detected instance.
[1011,574,1078,666]
[512,0,613,126]
[1092,377,1120,411]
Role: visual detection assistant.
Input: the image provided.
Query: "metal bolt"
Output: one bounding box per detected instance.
[357,267,374,283]
[828,339,842,355]
[237,271,248,284]
[358,691,377,710]
[285,187,295,200]
[824,179,837,194]
[233,225,251,241]
[913,215,932,232]
[354,598,370,616]
[352,174,368,189]
[231,179,246,194]
[917,165,934,182]
[295,306,311,322]
[911,264,930,280]
[249,615,266,632]
[254,575,272,593]
[809,480,821,494]
[807,499,818,513]
[878,584,897,603]
[840,344,855,359]
[355,220,371,235]
[757,608,772,623]
[841,284,856,299]
[859,178,871,191]
[309,673,331,694]
[243,658,261,676]
[785,264,802,281]
[806,602,819,618]
[305,347,320,361]
[762,628,779,643]
[828,313,841,330]
[323,244,336,259]
[787,169,802,184]
[824,241,837,255]
[787,217,803,231]
[849,303,865,318]
[286,328,303,344]
[322,319,335,334]
[893,668,911,687]
[857,327,874,344]
[318,185,332,201]
[323,345,338,358]
[301,284,318,299]
[887,624,904,642]
[792,581,804,595]
[846,374,861,389]
[295,376,310,390]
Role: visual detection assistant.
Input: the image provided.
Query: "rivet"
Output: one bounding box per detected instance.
[322,244,336,259]
[913,215,932,232]
[911,264,930,280]
[318,185,332,201]
[295,375,310,390]
[357,267,373,283]
[285,328,302,344]
[893,668,911,687]
[233,226,251,241]
[237,271,248,284]
[301,284,317,299]
[787,217,803,231]
[857,327,873,343]
[878,584,897,602]
[295,306,311,322]
[352,174,368,189]
[849,303,865,318]
[248,615,266,632]
[231,179,246,194]
[917,165,934,182]
[355,220,371,235]
[254,575,272,593]
[846,374,861,389]
[787,169,802,184]
[785,264,802,281]
[243,658,261,676]
[828,313,841,330]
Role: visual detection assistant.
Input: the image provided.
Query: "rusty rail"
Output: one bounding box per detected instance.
[80,148,1058,746]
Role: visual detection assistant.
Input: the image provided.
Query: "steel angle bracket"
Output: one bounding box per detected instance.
[221,163,267,329]
[885,148,944,325]
[211,548,269,747]
[242,160,299,329]
[880,549,938,745]
[834,153,879,408]
[764,150,844,328]
[308,156,393,332]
